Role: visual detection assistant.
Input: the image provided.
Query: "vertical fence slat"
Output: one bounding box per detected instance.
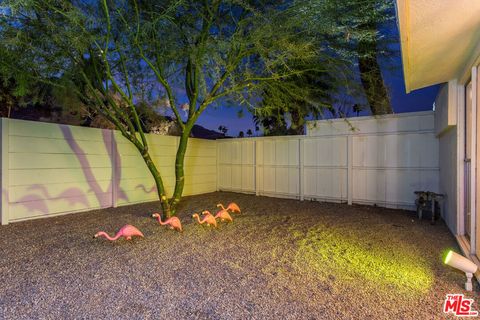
[253,140,256,195]
[111,130,118,208]
[1,118,9,225]
[255,140,260,196]
[216,140,219,192]
[347,135,353,205]
[299,138,304,201]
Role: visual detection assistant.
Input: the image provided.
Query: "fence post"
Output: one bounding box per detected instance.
[216,140,220,192]
[1,118,9,225]
[111,129,118,208]
[254,140,258,196]
[347,135,353,205]
[299,138,304,201]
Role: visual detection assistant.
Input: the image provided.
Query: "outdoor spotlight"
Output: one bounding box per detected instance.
[445,250,478,291]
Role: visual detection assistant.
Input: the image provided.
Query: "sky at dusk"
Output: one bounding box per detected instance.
[193,22,440,137]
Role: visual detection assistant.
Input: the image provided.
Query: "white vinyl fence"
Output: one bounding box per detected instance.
[0,118,216,224]
[218,111,439,209]
[0,111,439,224]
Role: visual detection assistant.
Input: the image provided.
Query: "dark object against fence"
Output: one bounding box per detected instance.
[414,191,445,225]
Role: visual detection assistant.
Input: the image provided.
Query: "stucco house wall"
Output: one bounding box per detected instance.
[435,84,458,234]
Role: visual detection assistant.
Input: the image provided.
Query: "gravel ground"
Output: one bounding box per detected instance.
[0,192,478,319]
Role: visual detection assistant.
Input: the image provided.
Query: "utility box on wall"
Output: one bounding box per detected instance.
[435,80,459,137]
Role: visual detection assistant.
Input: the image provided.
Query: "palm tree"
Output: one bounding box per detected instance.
[218,125,228,135]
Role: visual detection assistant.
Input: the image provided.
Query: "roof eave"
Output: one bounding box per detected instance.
[395,0,412,93]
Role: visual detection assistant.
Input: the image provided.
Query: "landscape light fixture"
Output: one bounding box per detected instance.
[444,250,478,291]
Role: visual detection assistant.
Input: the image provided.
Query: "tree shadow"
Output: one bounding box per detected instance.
[3,126,130,219]
[60,126,128,207]
[135,184,157,194]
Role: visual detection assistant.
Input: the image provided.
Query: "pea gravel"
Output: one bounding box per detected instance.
[0,192,477,319]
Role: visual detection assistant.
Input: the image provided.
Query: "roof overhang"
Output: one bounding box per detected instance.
[396,0,480,92]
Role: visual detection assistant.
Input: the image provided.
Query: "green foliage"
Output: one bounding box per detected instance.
[252,0,397,134]
[299,0,395,58]
[308,0,396,115]
[0,0,332,213]
[253,58,339,135]
[0,0,396,211]
[218,125,228,135]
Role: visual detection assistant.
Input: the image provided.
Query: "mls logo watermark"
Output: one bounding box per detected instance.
[443,294,478,317]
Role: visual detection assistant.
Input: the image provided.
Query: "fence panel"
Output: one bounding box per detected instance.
[217,112,439,210]
[1,118,217,223]
[6,119,113,221]
[218,139,255,193]
[0,112,439,224]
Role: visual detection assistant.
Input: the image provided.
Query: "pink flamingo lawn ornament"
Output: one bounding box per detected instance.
[152,213,183,232]
[94,224,144,241]
[217,202,241,214]
[203,209,233,223]
[192,212,217,227]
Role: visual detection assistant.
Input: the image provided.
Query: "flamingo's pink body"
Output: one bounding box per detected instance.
[94,224,144,241]
[152,213,183,232]
[217,202,241,213]
[192,212,217,227]
[204,209,233,222]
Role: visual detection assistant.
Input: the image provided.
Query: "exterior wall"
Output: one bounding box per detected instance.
[438,126,458,233]
[435,83,459,234]
[0,118,217,223]
[219,112,439,210]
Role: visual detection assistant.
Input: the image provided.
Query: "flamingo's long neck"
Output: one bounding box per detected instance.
[98,231,121,241]
[218,204,226,211]
[156,215,167,225]
[194,215,204,224]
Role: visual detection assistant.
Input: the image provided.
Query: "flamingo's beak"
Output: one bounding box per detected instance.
[93,234,98,238]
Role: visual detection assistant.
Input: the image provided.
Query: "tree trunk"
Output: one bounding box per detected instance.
[289,108,305,135]
[169,127,192,214]
[357,37,393,115]
[141,150,172,217]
